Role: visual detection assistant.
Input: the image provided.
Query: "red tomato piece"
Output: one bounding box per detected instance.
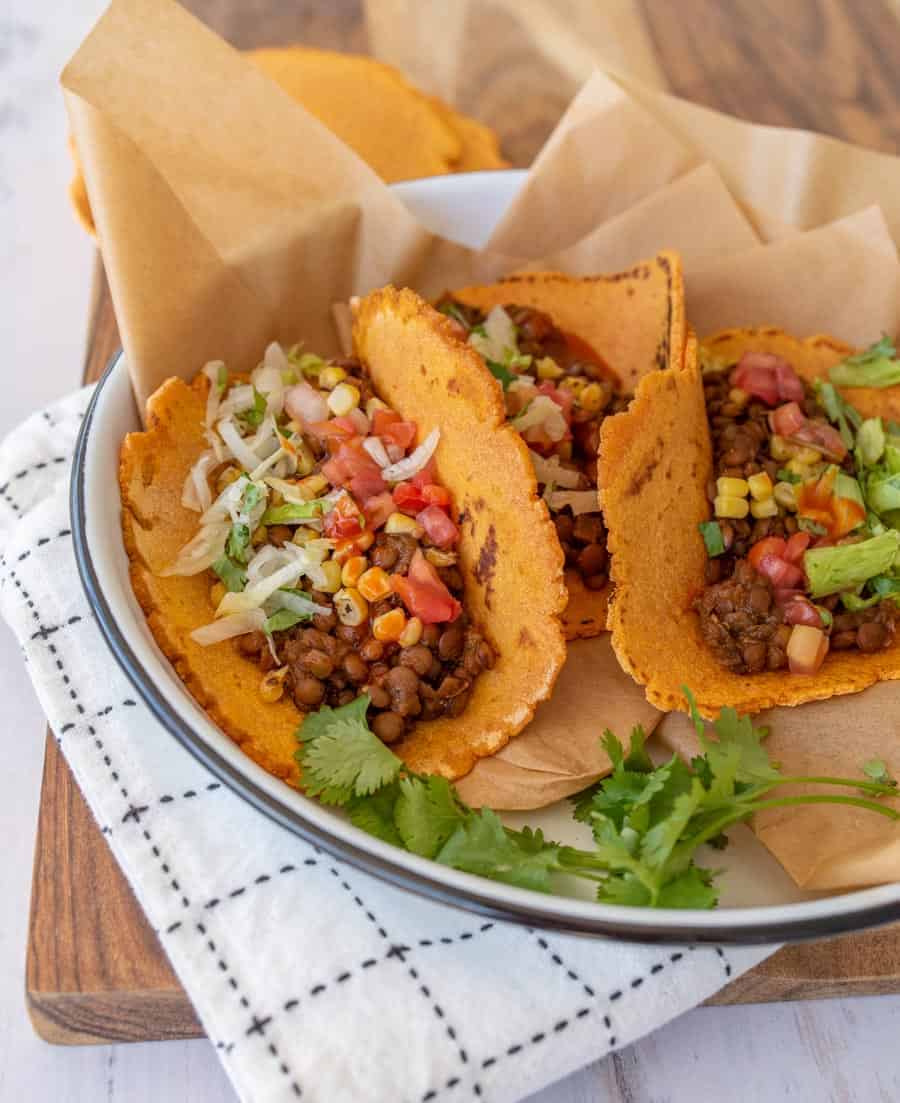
[393,482,428,514]
[537,381,574,418]
[417,505,459,548]
[770,402,807,438]
[350,467,387,504]
[783,531,811,564]
[756,553,805,591]
[391,551,461,624]
[309,416,357,442]
[747,536,787,570]
[411,460,438,490]
[323,494,364,540]
[421,484,452,509]
[363,491,395,531]
[791,420,848,462]
[732,351,805,407]
[783,598,823,628]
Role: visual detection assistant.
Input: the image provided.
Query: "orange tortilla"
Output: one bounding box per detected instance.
[120,288,565,786]
[604,326,900,717]
[450,253,687,638]
[70,47,507,235]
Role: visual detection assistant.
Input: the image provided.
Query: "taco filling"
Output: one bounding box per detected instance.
[696,340,900,677]
[165,343,495,745]
[435,296,626,594]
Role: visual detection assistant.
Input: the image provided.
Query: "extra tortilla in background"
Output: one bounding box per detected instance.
[64,0,900,877]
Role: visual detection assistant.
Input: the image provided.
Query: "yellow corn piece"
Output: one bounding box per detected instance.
[786,458,815,478]
[372,608,407,642]
[385,512,425,538]
[319,365,347,390]
[341,555,368,588]
[334,587,369,627]
[358,566,393,602]
[579,383,608,413]
[773,481,797,511]
[398,616,424,648]
[365,396,391,419]
[716,476,749,498]
[750,497,778,519]
[424,547,458,568]
[536,357,563,380]
[747,471,773,501]
[297,473,329,499]
[727,387,749,410]
[292,525,319,546]
[317,559,343,594]
[714,495,749,520]
[259,666,289,704]
[794,446,822,465]
[327,382,361,416]
[769,435,794,462]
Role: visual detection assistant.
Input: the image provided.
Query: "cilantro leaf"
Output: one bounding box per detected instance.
[212,556,247,593]
[346,783,404,846]
[394,776,468,858]
[437,300,472,329]
[296,695,402,804]
[863,759,898,788]
[655,865,718,909]
[437,812,562,893]
[486,359,517,390]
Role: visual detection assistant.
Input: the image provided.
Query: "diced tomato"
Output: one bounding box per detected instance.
[308,416,357,442]
[756,553,805,590]
[791,420,848,462]
[411,460,438,490]
[422,484,452,509]
[770,402,807,438]
[537,381,574,419]
[350,467,387,504]
[363,491,395,531]
[391,550,461,624]
[748,536,787,570]
[418,505,459,548]
[393,481,429,514]
[783,531,811,564]
[372,409,400,435]
[323,494,364,540]
[773,588,805,606]
[732,351,804,407]
[783,598,823,628]
[372,409,418,451]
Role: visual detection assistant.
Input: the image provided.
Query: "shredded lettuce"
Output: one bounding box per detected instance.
[830,337,900,388]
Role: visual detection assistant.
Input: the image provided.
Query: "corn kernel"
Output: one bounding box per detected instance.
[728,387,749,409]
[319,365,347,390]
[209,581,226,607]
[292,439,316,477]
[747,471,773,501]
[769,435,794,462]
[774,481,797,511]
[358,566,393,602]
[334,587,369,627]
[332,529,375,563]
[398,616,424,648]
[559,377,586,394]
[794,446,822,465]
[327,382,360,416]
[714,495,749,520]
[292,525,319,546]
[292,475,325,500]
[385,512,425,538]
[750,496,779,519]
[786,458,815,478]
[424,548,458,568]
[372,608,407,642]
[579,382,608,413]
[215,465,242,494]
[317,558,343,593]
[251,524,268,547]
[536,357,563,380]
[341,555,368,588]
[259,666,289,704]
[365,396,390,419]
[716,476,749,498]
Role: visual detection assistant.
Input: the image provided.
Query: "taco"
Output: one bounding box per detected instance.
[434,252,686,639]
[120,287,566,784]
[604,325,900,715]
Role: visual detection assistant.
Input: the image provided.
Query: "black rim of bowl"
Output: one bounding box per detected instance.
[71,353,900,944]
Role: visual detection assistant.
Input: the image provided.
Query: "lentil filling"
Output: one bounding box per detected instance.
[170,344,495,744]
[696,351,898,675]
[436,296,628,591]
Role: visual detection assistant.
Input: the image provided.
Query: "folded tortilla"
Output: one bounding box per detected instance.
[603,326,900,716]
[450,252,686,639]
[120,287,566,785]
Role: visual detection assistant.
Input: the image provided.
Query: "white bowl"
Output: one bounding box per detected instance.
[71,172,900,942]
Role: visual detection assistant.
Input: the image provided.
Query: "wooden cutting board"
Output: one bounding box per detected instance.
[27,0,900,1045]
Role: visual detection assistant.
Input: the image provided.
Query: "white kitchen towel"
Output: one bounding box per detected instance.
[1,385,774,1103]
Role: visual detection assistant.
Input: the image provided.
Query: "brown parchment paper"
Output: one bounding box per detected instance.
[63,1,900,847]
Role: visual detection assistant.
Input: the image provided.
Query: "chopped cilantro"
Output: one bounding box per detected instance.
[863,759,897,789]
[437,301,471,329]
[776,468,802,484]
[236,388,267,429]
[698,520,726,557]
[486,359,517,389]
[216,363,228,396]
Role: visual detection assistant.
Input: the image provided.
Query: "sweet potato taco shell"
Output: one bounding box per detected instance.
[603,326,900,717]
[120,287,566,786]
[449,252,687,639]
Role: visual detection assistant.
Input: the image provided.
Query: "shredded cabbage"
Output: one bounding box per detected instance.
[190,609,267,646]
[202,361,226,428]
[362,436,391,468]
[528,449,582,490]
[160,521,230,577]
[218,417,265,472]
[547,490,599,515]
[512,396,567,442]
[181,450,217,512]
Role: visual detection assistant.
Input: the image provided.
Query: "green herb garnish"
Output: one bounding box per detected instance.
[236,388,267,429]
[264,608,308,635]
[776,468,803,485]
[486,359,517,389]
[261,500,327,525]
[437,301,472,329]
[293,689,899,909]
[830,337,900,389]
[212,556,247,593]
[698,520,726,558]
[216,363,228,396]
[226,523,252,564]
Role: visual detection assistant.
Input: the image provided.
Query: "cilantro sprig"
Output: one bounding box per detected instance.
[295,689,899,909]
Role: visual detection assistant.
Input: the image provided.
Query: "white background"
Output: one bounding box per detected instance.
[2,3,900,1100]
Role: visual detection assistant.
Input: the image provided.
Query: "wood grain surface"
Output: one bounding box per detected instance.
[27,0,900,1047]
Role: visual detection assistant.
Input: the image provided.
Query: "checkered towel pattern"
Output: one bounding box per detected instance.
[0,385,773,1103]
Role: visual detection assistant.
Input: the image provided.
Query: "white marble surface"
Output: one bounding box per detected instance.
[2,3,899,1101]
